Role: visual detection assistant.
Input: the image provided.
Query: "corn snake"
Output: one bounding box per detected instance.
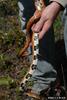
[19,0,46,92]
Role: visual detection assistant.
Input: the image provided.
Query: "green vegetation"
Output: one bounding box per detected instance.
[0,76,14,86]
[54,14,64,41]
[0,0,29,99]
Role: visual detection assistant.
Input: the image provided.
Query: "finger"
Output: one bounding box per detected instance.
[32,18,45,32]
[39,20,52,39]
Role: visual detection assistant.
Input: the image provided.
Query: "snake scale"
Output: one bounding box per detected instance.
[19,0,46,92]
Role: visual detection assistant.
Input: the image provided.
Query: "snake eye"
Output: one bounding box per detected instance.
[40,1,43,7]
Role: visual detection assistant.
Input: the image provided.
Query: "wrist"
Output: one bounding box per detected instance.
[50,1,62,12]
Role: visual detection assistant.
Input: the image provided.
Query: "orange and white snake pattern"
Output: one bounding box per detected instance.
[19,0,46,92]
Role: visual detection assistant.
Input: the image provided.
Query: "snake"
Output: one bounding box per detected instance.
[19,0,46,92]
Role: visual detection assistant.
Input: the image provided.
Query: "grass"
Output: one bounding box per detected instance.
[0,76,14,86]
[54,13,64,41]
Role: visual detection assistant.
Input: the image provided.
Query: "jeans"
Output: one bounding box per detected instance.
[18,0,57,94]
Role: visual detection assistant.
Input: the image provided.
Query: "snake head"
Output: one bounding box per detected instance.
[35,0,46,11]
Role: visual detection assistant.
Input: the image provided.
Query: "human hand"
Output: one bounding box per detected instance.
[32,2,62,39]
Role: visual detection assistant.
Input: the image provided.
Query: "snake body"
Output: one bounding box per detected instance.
[19,0,46,91]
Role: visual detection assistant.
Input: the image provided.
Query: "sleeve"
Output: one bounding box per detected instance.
[50,0,67,8]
